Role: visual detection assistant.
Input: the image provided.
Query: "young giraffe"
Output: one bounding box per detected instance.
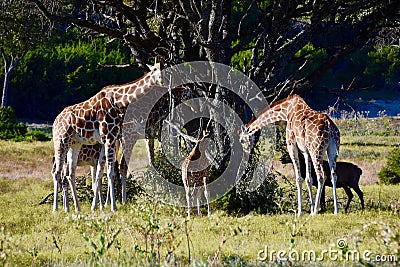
[182,131,213,218]
[61,88,185,211]
[52,63,164,212]
[239,94,340,215]
[55,143,106,211]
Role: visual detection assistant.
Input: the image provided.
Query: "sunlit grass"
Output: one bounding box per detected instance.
[0,116,399,266]
[1,178,399,266]
[341,135,400,147]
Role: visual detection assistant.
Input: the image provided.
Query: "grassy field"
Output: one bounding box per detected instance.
[0,117,399,266]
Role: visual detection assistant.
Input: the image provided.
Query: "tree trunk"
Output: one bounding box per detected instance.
[1,52,24,108]
[1,70,10,107]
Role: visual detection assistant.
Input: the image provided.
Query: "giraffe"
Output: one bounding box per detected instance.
[239,94,340,215]
[54,143,106,211]
[51,63,164,212]
[60,87,186,211]
[182,131,213,218]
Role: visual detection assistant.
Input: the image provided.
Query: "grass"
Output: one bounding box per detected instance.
[0,140,53,180]
[0,178,399,266]
[0,116,399,266]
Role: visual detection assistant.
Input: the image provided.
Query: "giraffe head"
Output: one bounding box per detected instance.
[238,125,254,154]
[146,62,163,86]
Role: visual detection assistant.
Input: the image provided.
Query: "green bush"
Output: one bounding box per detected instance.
[0,106,27,140]
[24,129,51,142]
[0,106,52,141]
[378,148,400,185]
[214,171,282,215]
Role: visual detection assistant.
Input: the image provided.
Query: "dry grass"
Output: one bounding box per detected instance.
[0,141,53,180]
[0,139,151,181]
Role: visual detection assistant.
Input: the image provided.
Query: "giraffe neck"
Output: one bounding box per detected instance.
[246,105,289,134]
[246,94,307,134]
[110,70,163,109]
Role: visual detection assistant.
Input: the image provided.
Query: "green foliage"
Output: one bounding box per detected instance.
[231,49,252,72]
[214,171,282,215]
[379,148,400,185]
[130,196,184,263]
[334,112,400,137]
[365,45,400,86]
[2,169,400,265]
[70,214,121,260]
[0,106,27,140]
[151,151,182,186]
[0,106,52,141]
[0,226,16,267]
[289,42,328,80]
[0,1,48,55]
[7,36,141,120]
[24,129,51,142]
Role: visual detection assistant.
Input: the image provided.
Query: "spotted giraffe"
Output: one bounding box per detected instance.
[52,63,164,212]
[182,131,214,218]
[61,87,185,210]
[239,94,340,215]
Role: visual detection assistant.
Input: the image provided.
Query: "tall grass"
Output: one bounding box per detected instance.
[0,116,399,266]
[0,177,399,266]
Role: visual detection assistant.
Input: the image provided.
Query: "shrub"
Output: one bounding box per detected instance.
[24,129,51,142]
[0,106,27,140]
[214,171,282,215]
[378,148,400,185]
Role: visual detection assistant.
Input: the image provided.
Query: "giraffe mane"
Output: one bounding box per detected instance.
[101,74,148,90]
[246,94,300,127]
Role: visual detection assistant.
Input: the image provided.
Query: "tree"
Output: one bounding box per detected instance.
[29,0,400,95]
[0,0,51,107]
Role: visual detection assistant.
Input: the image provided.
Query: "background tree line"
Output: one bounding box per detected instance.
[2,36,400,121]
[0,0,398,120]
[5,30,141,120]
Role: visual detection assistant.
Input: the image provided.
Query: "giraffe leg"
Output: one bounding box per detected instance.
[60,161,69,213]
[119,135,138,204]
[113,139,121,202]
[61,176,69,212]
[320,183,326,212]
[91,166,96,195]
[105,141,117,212]
[92,146,105,211]
[119,155,128,204]
[52,147,67,212]
[53,176,60,212]
[203,177,210,216]
[182,168,191,219]
[194,184,201,216]
[67,145,81,212]
[287,141,303,216]
[327,140,339,214]
[303,152,315,213]
[90,165,103,209]
[146,138,155,165]
[311,156,325,215]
